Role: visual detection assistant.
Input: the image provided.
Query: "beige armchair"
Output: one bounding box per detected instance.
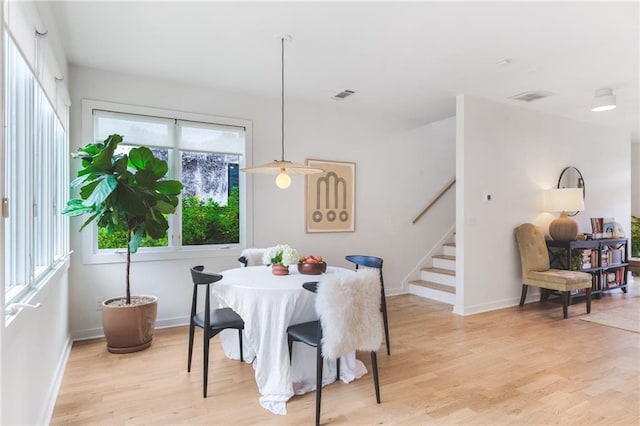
[514,223,592,319]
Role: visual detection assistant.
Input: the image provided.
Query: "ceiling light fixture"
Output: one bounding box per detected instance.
[241,34,323,189]
[591,88,616,112]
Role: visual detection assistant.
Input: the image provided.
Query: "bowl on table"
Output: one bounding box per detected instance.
[297,260,327,275]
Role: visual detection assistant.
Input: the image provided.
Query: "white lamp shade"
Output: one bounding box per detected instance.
[544,188,584,212]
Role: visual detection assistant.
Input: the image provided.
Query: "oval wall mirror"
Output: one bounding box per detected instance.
[557,166,585,216]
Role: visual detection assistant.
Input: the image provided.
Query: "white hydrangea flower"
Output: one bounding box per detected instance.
[263,244,299,266]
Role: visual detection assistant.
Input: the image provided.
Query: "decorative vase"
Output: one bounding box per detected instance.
[272,263,290,276]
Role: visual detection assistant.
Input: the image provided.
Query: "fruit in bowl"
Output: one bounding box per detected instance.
[297,255,327,275]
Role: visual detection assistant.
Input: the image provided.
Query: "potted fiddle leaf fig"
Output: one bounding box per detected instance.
[63,134,183,353]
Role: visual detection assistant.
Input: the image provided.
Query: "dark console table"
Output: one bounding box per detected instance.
[546,238,628,301]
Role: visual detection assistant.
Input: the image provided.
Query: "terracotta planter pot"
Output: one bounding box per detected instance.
[102,295,158,354]
[271,263,290,275]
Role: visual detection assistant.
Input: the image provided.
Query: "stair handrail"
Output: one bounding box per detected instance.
[412,177,456,224]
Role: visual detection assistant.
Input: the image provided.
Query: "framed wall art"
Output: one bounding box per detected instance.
[305,159,355,233]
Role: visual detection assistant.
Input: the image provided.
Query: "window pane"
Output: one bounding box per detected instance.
[4,33,34,297]
[34,89,55,277]
[95,110,173,148]
[181,151,239,246]
[53,119,68,260]
[179,121,244,154]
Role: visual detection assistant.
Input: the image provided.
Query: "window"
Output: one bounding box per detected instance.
[81,102,251,263]
[4,32,69,304]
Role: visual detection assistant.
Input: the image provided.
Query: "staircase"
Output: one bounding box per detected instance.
[408,241,456,305]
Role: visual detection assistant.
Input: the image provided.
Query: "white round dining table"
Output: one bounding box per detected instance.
[215,265,367,415]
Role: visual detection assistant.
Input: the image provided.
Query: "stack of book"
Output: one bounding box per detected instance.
[581,249,593,269]
[605,269,625,288]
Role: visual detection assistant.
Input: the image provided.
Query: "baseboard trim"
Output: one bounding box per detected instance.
[39,335,73,426]
[71,316,190,342]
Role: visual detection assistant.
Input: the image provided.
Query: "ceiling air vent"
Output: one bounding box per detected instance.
[332,89,356,101]
[509,91,554,102]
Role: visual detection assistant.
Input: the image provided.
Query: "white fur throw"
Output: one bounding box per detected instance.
[316,269,383,359]
[240,248,268,266]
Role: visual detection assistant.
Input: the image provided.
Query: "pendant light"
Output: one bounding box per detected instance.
[241,34,323,188]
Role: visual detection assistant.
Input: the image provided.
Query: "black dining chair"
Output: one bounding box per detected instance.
[287,271,382,426]
[345,255,390,355]
[188,265,245,398]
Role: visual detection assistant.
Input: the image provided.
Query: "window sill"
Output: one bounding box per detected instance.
[82,245,243,265]
[5,255,71,327]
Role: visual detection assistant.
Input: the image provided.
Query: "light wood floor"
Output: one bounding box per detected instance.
[52,284,640,425]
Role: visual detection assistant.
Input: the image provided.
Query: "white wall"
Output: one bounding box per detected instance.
[1,266,71,426]
[456,95,631,315]
[68,66,454,339]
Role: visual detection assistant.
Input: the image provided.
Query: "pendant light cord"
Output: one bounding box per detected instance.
[281,36,285,162]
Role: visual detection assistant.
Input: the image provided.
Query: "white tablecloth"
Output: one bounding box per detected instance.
[215,265,367,415]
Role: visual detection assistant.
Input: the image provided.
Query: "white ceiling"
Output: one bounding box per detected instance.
[45,1,639,139]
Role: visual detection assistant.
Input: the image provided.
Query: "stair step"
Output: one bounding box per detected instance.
[432,254,455,261]
[443,242,456,257]
[409,280,456,294]
[420,267,455,286]
[421,267,455,276]
[409,281,456,305]
[432,254,455,270]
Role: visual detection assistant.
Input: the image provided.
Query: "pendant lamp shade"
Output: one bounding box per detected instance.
[241,34,323,188]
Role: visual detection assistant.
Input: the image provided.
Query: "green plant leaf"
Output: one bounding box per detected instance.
[134,169,157,189]
[129,229,144,254]
[156,180,183,195]
[82,175,117,207]
[113,155,128,175]
[70,173,91,189]
[115,185,148,216]
[92,134,122,170]
[155,200,176,214]
[128,146,153,171]
[148,157,168,179]
[62,199,94,216]
[145,214,169,239]
[79,212,101,232]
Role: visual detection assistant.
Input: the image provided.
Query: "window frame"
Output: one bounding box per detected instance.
[3,30,70,306]
[80,99,253,265]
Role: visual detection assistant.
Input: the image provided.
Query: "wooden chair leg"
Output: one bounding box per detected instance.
[519,285,528,307]
[561,291,569,319]
[238,329,244,362]
[586,287,592,314]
